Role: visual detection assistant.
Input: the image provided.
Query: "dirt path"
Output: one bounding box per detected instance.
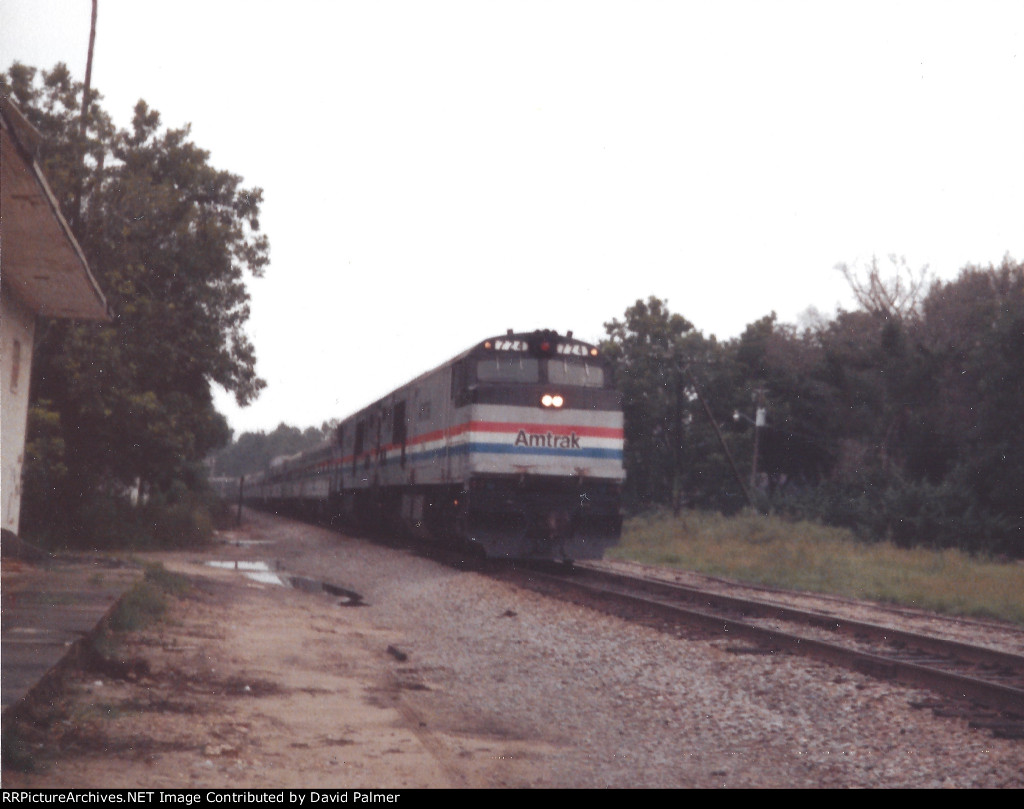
[3,522,499,788]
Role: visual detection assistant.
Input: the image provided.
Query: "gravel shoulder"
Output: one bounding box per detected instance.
[4,510,1022,789]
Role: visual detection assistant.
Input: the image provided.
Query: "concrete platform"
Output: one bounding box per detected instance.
[1,555,143,725]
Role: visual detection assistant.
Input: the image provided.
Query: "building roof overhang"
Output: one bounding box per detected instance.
[0,95,110,321]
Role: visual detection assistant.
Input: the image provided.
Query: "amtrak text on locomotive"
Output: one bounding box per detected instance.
[514,430,581,449]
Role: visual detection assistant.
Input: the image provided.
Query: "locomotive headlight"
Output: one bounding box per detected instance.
[541,394,564,408]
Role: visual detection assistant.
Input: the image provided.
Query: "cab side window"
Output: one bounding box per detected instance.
[353,421,365,473]
[451,360,471,406]
[393,401,407,466]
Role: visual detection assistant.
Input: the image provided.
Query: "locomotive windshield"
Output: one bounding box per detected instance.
[474,357,605,387]
[547,358,605,388]
[476,356,541,383]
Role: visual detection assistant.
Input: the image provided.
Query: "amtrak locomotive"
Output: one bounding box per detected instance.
[241,329,625,561]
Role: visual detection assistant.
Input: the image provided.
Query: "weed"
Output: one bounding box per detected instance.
[107,581,167,632]
[2,727,38,772]
[106,564,190,633]
[142,563,190,597]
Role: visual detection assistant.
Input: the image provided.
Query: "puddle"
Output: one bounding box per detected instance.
[206,560,288,585]
[221,539,277,547]
[204,561,364,606]
[213,531,277,547]
[206,561,277,571]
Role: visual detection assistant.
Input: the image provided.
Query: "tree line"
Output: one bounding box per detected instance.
[211,422,337,479]
[603,256,1023,557]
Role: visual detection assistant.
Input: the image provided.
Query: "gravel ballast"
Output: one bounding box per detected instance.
[271,514,1024,788]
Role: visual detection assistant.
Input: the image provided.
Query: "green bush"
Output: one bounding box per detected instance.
[770,475,1018,556]
[22,484,219,551]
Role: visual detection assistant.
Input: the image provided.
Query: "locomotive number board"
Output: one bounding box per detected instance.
[489,339,593,356]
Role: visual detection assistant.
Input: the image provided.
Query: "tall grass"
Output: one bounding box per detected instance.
[608,510,1024,625]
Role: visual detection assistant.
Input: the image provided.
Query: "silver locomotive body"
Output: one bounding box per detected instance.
[243,330,624,561]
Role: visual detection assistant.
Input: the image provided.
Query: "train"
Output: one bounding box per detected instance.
[238,329,625,561]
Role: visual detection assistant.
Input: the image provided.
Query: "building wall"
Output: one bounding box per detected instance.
[1,286,36,534]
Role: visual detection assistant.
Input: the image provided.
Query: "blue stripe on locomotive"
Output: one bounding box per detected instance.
[394,443,623,464]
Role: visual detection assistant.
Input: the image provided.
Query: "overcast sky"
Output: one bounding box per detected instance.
[3,1,1022,437]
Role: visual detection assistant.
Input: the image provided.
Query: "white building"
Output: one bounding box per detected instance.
[1,96,110,540]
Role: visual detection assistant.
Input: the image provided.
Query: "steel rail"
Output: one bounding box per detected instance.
[528,568,1024,717]
[575,563,1024,672]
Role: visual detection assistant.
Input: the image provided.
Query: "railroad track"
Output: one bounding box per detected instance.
[504,560,1024,739]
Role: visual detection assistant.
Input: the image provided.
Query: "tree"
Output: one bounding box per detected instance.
[602,297,692,507]
[210,422,336,479]
[835,254,930,323]
[730,314,834,488]
[602,297,748,511]
[916,257,1024,551]
[2,64,268,540]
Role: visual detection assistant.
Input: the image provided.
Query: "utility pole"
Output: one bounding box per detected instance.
[80,0,98,136]
[750,387,767,492]
[74,0,99,228]
[682,365,759,513]
[672,365,683,516]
